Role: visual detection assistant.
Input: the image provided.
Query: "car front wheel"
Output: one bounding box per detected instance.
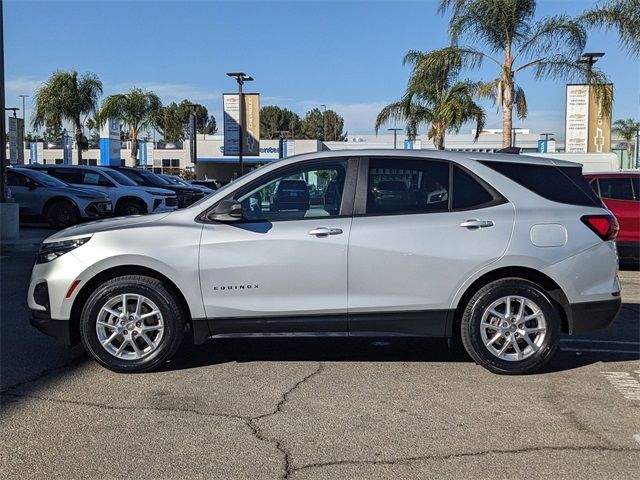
[79,275,185,373]
[460,278,560,375]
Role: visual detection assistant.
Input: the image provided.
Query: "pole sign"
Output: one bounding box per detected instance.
[29,141,44,164]
[565,84,612,153]
[8,117,24,164]
[242,93,260,156]
[63,135,72,164]
[223,94,241,156]
[223,93,260,156]
[138,141,155,166]
[99,118,121,166]
[189,112,197,162]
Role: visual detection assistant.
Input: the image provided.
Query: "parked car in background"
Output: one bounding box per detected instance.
[585,172,640,261]
[7,167,112,228]
[26,165,178,216]
[190,179,219,191]
[159,174,214,195]
[370,180,409,211]
[109,167,204,208]
[270,179,310,212]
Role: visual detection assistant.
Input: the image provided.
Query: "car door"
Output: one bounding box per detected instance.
[7,170,38,215]
[347,156,514,336]
[198,158,356,335]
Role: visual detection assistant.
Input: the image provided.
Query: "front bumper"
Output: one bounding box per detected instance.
[566,297,622,335]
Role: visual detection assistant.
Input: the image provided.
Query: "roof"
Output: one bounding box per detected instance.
[584,171,640,177]
[282,149,581,168]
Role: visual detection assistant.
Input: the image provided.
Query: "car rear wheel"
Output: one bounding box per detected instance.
[460,278,560,375]
[46,200,80,229]
[115,199,146,216]
[79,275,185,373]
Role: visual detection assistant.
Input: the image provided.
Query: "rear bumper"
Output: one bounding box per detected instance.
[567,298,622,335]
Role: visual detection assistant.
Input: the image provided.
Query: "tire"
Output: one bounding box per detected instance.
[115,199,146,216]
[46,200,80,229]
[460,278,561,375]
[79,275,186,373]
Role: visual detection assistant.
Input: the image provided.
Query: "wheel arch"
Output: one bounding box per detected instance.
[115,196,148,213]
[42,196,80,216]
[451,266,571,336]
[69,265,193,345]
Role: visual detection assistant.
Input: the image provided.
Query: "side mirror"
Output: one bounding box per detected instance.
[27,181,38,190]
[209,199,242,222]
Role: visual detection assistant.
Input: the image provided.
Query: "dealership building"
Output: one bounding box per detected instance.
[8,128,634,184]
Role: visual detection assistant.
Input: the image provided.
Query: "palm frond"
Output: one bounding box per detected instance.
[515,15,587,61]
[580,0,640,58]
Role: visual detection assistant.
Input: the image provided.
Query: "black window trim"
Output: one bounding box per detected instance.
[196,157,359,224]
[353,156,508,218]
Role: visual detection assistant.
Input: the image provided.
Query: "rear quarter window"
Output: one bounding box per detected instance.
[481,161,603,207]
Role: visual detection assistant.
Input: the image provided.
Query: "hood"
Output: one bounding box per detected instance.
[64,185,111,199]
[44,211,172,242]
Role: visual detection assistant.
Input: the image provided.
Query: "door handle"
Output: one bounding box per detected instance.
[308,227,343,237]
[459,219,494,229]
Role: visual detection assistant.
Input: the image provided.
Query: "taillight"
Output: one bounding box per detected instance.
[581,215,619,241]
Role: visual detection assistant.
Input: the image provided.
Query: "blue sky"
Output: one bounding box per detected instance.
[4,0,639,138]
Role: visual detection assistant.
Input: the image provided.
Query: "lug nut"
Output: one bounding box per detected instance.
[120,321,125,325]
[123,330,128,335]
[133,331,138,336]
[136,322,141,327]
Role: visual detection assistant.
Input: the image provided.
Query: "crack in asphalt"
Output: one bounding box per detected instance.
[290,445,638,475]
[2,361,324,480]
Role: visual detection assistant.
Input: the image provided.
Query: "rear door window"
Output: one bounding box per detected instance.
[598,178,634,200]
[452,166,494,210]
[49,168,83,184]
[481,161,602,207]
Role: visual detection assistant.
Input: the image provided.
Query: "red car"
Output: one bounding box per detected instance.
[585,172,640,261]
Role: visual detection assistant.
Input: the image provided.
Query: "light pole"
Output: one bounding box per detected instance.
[578,52,605,76]
[320,104,327,141]
[18,94,28,120]
[540,132,554,142]
[226,72,253,176]
[388,128,402,149]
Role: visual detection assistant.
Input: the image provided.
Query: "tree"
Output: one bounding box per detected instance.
[43,120,64,145]
[98,88,163,164]
[429,0,603,148]
[260,106,302,139]
[612,118,640,162]
[580,0,640,58]
[375,50,485,149]
[32,70,103,164]
[301,108,346,141]
[159,102,182,143]
[176,100,217,136]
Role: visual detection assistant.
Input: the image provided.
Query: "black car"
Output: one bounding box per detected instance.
[270,179,310,212]
[190,180,219,191]
[109,167,204,208]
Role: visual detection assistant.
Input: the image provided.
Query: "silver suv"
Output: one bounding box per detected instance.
[28,151,622,374]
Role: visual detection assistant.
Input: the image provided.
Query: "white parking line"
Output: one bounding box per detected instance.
[601,372,640,401]
[563,347,640,355]
[634,434,640,445]
[561,339,640,346]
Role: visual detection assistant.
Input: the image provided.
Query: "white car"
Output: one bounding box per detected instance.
[28,150,621,374]
[26,165,178,215]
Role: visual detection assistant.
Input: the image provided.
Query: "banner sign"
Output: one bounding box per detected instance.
[565,84,612,153]
[63,135,72,164]
[189,113,197,162]
[138,141,155,166]
[223,93,260,156]
[537,140,557,153]
[588,85,612,153]
[8,117,24,164]
[29,142,44,164]
[99,118,121,166]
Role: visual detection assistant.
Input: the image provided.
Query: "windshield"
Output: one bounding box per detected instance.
[103,169,139,186]
[19,168,68,188]
[135,169,171,187]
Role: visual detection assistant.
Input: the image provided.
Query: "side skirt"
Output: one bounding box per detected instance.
[191,310,453,345]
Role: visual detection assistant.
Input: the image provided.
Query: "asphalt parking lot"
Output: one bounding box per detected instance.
[1,229,639,479]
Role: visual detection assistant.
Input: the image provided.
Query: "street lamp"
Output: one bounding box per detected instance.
[578,52,605,75]
[226,72,253,176]
[540,132,554,142]
[388,128,402,149]
[18,94,28,120]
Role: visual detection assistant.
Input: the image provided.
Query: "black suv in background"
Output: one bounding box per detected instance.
[109,167,204,208]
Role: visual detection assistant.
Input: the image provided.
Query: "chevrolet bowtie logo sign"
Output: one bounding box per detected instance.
[594,128,605,153]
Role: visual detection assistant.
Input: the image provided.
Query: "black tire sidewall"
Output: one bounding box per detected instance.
[47,201,79,228]
[80,276,184,373]
[461,279,561,375]
[116,200,145,216]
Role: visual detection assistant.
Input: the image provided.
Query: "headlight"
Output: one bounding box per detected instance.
[36,236,92,264]
[146,190,173,196]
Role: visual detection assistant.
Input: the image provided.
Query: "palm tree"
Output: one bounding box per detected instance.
[612,118,640,162]
[32,70,103,165]
[428,0,604,148]
[580,0,640,58]
[98,88,162,165]
[375,50,485,150]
